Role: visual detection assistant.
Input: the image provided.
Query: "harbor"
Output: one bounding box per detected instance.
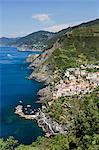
[15,103,68,137]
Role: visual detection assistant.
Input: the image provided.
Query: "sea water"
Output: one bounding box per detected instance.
[0,46,44,144]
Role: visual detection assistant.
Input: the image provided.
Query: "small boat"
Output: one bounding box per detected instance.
[27,105,31,107]
[7,54,13,58]
[19,100,23,103]
[25,111,28,114]
[30,111,34,114]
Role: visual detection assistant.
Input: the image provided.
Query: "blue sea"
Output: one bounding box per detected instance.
[0,46,44,144]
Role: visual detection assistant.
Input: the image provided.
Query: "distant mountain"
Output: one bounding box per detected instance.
[0,37,20,46]
[0,31,55,51]
[14,30,55,50]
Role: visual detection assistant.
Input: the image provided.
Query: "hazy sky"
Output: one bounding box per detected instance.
[0,0,99,37]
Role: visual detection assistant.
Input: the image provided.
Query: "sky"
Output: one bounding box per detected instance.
[0,0,99,37]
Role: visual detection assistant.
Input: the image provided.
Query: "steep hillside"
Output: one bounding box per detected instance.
[29,19,99,82]
[13,31,55,50]
[0,19,99,150]
[0,31,55,50]
[44,19,99,50]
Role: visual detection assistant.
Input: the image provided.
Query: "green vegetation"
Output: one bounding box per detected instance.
[0,31,55,50]
[0,137,18,150]
[14,31,55,50]
[0,19,99,150]
[45,18,99,50]
[35,19,98,77]
[46,33,99,74]
[86,68,99,72]
[0,87,99,150]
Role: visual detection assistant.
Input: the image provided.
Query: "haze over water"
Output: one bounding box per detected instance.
[0,46,44,144]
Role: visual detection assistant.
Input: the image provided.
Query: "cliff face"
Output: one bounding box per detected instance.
[28,41,61,83]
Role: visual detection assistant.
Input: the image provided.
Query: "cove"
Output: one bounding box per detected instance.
[0,46,44,144]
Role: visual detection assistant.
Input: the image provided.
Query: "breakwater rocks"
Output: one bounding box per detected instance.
[15,105,68,137]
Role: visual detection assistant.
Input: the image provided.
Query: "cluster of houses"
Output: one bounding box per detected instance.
[48,64,99,105]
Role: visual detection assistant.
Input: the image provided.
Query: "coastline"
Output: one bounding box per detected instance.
[0,44,43,52]
[0,46,45,144]
[15,105,68,137]
[23,63,99,136]
[14,49,68,137]
[14,43,99,140]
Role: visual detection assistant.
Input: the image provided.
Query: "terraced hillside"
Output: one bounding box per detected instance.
[29,19,99,81]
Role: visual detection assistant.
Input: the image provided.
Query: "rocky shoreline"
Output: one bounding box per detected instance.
[15,104,68,137]
[15,62,99,137]
[15,43,99,139]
